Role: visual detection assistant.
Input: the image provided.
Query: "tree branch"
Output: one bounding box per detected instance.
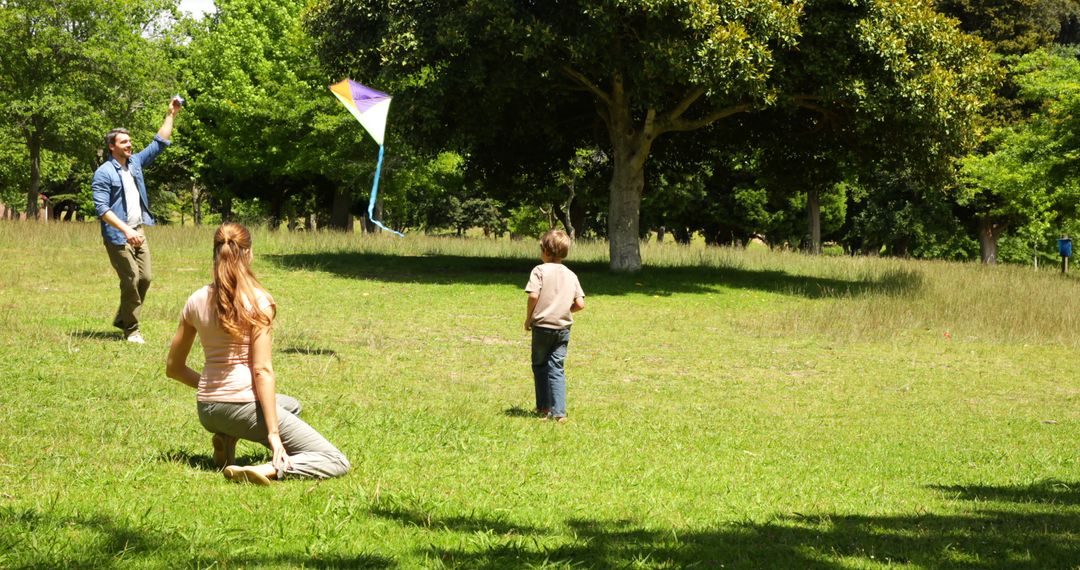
[666,86,705,122]
[790,94,841,125]
[658,103,755,134]
[561,65,612,108]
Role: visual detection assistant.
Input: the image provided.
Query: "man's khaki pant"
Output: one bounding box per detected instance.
[105,232,151,335]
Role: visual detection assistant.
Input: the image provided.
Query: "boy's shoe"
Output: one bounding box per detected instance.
[125,331,145,344]
[223,465,271,486]
[552,416,568,423]
[535,408,551,417]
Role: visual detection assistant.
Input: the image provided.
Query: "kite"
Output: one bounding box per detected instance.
[330,79,403,236]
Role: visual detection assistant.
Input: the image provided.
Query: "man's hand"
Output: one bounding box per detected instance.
[524,318,532,331]
[169,97,182,116]
[125,228,145,247]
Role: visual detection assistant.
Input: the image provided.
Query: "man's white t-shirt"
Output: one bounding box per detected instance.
[120,166,142,227]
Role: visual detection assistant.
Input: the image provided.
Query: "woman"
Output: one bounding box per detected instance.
[166,223,350,485]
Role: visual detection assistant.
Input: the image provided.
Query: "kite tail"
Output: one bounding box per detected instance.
[368,144,404,237]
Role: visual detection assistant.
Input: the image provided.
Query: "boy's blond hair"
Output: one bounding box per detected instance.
[540,229,572,260]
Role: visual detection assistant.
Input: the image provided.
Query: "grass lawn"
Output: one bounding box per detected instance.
[0,221,1078,569]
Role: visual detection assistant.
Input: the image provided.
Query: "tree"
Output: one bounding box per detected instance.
[308,0,993,270]
[959,47,1080,263]
[937,0,1080,56]
[183,0,356,229]
[0,0,180,217]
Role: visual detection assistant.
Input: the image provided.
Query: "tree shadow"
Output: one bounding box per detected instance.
[363,494,1080,568]
[0,507,397,568]
[267,252,921,298]
[370,503,542,536]
[68,329,124,342]
[930,479,1080,507]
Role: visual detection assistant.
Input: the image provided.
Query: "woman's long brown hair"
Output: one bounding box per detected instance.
[211,223,273,337]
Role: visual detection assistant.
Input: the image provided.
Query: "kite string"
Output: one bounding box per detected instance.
[368,144,404,236]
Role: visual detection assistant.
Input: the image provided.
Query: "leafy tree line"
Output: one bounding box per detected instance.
[3,0,1080,270]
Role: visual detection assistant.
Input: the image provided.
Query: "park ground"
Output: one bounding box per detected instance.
[0,222,1078,569]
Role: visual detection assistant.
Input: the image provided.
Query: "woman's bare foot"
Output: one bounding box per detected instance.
[222,465,273,486]
[212,433,238,469]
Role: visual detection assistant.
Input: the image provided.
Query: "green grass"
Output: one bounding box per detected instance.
[0,221,1078,569]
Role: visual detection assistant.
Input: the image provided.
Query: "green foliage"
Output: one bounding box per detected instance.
[0,126,26,209]
[391,150,468,231]
[0,0,181,214]
[183,0,352,224]
[959,46,1080,254]
[307,0,994,267]
[507,205,552,239]
[937,0,1080,56]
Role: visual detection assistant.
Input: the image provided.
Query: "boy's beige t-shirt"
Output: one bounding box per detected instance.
[181,285,275,403]
[525,263,584,329]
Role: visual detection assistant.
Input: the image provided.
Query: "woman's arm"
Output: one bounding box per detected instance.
[251,325,290,472]
[166,320,201,389]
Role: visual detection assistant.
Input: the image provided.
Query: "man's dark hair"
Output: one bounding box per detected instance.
[104,128,130,149]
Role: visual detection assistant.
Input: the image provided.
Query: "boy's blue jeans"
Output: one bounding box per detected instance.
[531,326,571,418]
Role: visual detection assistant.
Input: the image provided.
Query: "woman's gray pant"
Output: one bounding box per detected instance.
[197,394,350,480]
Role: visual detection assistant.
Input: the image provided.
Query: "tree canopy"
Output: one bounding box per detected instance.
[0,0,180,216]
[308,0,995,270]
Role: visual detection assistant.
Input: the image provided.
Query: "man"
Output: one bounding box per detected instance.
[92,98,181,344]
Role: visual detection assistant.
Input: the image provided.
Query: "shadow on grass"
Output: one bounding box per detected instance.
[370,503,541,536]
[5,481,1078,568]
[362,487,1080,569]
[931,479,1080,506]
[0,506,395,568]
[68,329,124,342]
[157,448,273,472]
[282,346,339,357]
[502,406,537,419]
[267,252,921,298]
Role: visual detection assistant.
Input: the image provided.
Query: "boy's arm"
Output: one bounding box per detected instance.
[571,296,585,312]
[525,291,539,330]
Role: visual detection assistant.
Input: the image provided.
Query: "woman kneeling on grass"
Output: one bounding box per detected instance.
[166,222,350,485]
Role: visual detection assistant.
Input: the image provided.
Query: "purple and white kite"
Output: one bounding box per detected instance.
[330,79,403,236]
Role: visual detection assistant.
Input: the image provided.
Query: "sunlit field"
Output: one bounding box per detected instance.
[1,221,1077,569]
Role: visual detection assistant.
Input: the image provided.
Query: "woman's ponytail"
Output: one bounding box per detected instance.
[210,223,273,337]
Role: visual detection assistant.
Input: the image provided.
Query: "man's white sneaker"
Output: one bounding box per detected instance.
[126,331,145,344]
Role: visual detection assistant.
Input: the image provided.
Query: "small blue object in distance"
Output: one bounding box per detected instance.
[172,95,185,106]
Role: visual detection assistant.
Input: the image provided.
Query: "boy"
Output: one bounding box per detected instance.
[524,229,585,422]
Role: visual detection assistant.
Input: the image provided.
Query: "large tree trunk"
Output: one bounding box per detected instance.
[608,151,645,271]
[606,80,653,272]
[562,68,751,269]
[806,186,822,254]
[978,217,1005,264]
[329,188,353,231]
[25,131,42,218]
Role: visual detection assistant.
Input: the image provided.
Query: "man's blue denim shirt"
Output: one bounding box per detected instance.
[91,134,171,245]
